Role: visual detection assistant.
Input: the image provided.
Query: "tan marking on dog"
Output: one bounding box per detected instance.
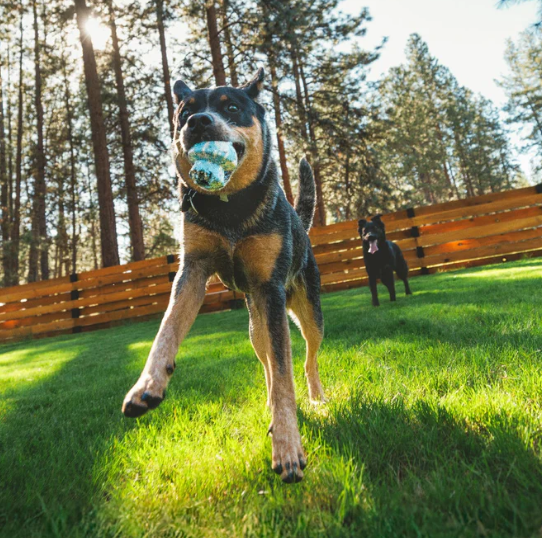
[228,120,263,192]
[235,233,282,284]
[122,257,211,416]
[220,94,228,102]
[247,299,271,406]
[182,220,228,256]
[188,97,195,104]
[287,281,325,402]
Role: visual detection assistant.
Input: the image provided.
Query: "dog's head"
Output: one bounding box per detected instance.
[172,68,268,196]
[358,215,386,254]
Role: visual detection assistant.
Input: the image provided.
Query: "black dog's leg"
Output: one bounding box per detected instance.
[395,250,412,295]
[251,284,306,483]
[369,275,380,307]
[382,268,396,302]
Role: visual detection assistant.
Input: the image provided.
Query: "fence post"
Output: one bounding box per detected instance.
[407,207,429,276]
[70,273,82,334]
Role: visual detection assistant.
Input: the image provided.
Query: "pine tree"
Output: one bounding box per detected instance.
[74,0,119,267]
[107,0,145,261]
[500,29,542,169]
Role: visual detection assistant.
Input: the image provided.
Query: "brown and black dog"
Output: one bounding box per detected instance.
[122,69,325,483]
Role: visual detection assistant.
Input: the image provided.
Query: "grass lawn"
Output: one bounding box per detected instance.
[1,258,542,537]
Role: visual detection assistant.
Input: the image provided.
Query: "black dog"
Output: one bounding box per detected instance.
[358,216,412,307]
[122,69,325,484]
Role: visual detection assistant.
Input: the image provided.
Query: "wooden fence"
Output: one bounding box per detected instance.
[1,184,541,342]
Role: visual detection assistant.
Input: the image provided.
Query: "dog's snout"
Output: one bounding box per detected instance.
[187,113,214,132]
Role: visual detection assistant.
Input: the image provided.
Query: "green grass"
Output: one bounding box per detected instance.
[1,258,542,537]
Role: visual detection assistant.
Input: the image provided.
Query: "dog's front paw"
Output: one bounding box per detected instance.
[307,381,326,404]
[269,421,306,483]
[122,374,167,418]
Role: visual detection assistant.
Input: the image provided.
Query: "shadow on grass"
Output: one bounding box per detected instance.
[300,396,542,536]
[0,311,265,538]
[0,330,149,538]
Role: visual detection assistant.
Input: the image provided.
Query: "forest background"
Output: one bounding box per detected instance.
[0,0,541,285]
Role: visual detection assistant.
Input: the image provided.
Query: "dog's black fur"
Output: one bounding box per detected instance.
[358,216,412,307]
[122,69,325,484]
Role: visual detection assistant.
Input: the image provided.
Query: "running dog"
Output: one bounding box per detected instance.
[358,215,412,307]
[122,69,325,483]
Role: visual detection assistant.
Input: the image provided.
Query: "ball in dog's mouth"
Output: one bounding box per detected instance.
[187,141,241,191]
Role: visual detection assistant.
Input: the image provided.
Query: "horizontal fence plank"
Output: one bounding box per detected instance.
[1,185,541,342]
[418,204,542,239]
[418,214,542,247]
[405,185,540,220]
[423,235,542,267]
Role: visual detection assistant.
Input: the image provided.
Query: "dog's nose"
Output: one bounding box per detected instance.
[187,113,214,132]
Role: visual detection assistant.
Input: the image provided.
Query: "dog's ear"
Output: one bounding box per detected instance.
[240,67,265,100]
[173,80,192,104]
[371,215,385,230]
[358,219,367,232]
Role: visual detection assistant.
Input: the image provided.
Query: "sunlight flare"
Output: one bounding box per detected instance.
[85,17,110,50]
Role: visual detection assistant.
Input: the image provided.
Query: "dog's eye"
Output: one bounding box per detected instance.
[227,103,239,113]
[180,109,191,122]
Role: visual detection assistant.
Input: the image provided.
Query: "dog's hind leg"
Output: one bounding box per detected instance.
[381,268,396,302]
[122,258,211,418]
[251,285,306,483]
[246,294,271,406]
[287,266,325,403]
[395,253,412,295]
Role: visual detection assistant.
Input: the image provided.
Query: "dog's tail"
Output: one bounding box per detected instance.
[294,157,316,232]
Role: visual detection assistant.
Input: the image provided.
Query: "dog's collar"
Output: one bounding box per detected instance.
[180,188,230,214]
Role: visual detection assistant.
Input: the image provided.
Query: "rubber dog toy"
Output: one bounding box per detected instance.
[187,141,238,191]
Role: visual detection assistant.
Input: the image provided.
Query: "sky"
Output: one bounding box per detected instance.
[340,0,540,177]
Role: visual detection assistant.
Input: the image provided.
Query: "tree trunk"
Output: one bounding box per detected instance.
[290,48,309,144]
[206,1,227,86]
[0,53,10,286]
[28,0,49,282]
[299,59,326,226]
[453,132,474,197]
[109,2,145,261]
[268,59,293,205]
[74,0,119,267]
[61,42,78,274]
[87,171,99,271]
[7,45,13,220]
[343,103,351,221]
[10,15,24,286]
[154,0,175,138]
[435,122,455,198]
[56,174,68,278]
[221,0,238,86]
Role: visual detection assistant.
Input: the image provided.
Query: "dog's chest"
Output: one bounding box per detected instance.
[216,233,283,293]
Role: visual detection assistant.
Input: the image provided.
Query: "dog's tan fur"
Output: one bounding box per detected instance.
[234,233,282,285]
[122,254,211,412]
[287,282,325,402]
